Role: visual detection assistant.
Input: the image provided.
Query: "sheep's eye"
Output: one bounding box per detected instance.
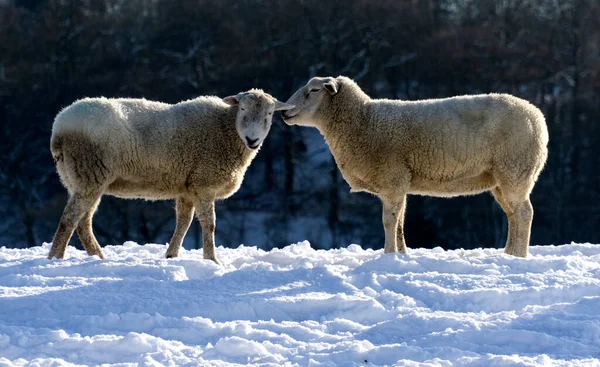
[240,107,245,111]
[305,88,320,98]
[268,112,272,115]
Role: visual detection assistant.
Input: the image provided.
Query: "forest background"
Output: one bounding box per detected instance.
[1,0,598,251]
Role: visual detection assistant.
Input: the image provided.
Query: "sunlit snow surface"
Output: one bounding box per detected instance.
[1,242,599,366]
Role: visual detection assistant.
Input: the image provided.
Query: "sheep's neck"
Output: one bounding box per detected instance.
[319,96,372,157]
[219,110,254,164]
[317,100,380,193]
[218,109,238,142]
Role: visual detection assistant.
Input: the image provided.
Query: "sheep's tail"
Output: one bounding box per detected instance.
[50,133,74,192]
[51,134,63,164]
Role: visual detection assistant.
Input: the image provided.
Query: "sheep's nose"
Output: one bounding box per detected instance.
[246,137,259,147]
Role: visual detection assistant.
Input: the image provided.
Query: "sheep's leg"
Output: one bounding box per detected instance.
[492,187,514,254]
[382,197,406,254]
[166,197,195,258]
[493,187,533,258]
[76,197,105,259]
[48,193,101,259]
[506,198,533,258]
[195,199,219,264]
[395,195,408,253]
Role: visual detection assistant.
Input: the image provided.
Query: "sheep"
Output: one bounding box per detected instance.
[281,76,548,257]
[47,90,294,263]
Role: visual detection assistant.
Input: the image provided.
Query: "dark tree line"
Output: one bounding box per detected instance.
[1,0,599,251]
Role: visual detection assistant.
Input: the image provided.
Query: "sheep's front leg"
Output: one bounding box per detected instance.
[166,197,195,258]
[195,199,219,264]
[395,195,408,254]
[382,196,407,254]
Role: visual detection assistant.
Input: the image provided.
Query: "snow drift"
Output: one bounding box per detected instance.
[0,242,599,366]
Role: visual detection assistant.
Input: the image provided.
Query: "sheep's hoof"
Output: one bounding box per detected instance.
[165,253,178,259]
[205,256,221,265]
[397,247,408,254]
[505,250,528,258]
[88,250,105,259]
[47,248,63,260]
[383,247,408,255]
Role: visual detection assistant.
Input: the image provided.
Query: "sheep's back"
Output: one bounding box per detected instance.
[369,94,547,182]
[54,98,170,139]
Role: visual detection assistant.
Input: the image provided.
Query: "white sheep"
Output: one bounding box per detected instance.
[48,90,294,262]
[282,76,548,257]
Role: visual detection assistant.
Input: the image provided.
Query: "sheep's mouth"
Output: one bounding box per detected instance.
[281,111,298,120]
[281,113,298,124]
[247,143,260,150]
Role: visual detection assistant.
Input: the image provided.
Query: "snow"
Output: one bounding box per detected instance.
[1,242,599,366]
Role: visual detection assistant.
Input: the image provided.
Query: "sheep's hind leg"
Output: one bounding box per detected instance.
[48,192,102,259]
[76,197,105,259]
[492,187,514,255]
[195,199,220,264]
[493,187,533,258]
[166,197,195,258]
[506,197,533,258]
[382,195,407,254]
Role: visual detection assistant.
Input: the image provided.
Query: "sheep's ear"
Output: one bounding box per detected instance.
[323,79,339,95]
[223,95,239,106]
[274,101,295,111]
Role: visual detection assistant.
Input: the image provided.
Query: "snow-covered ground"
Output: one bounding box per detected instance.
[1,242,599,366]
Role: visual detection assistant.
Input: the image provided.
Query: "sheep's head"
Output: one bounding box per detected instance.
[223,90,294,150]
[281,76,340,127]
